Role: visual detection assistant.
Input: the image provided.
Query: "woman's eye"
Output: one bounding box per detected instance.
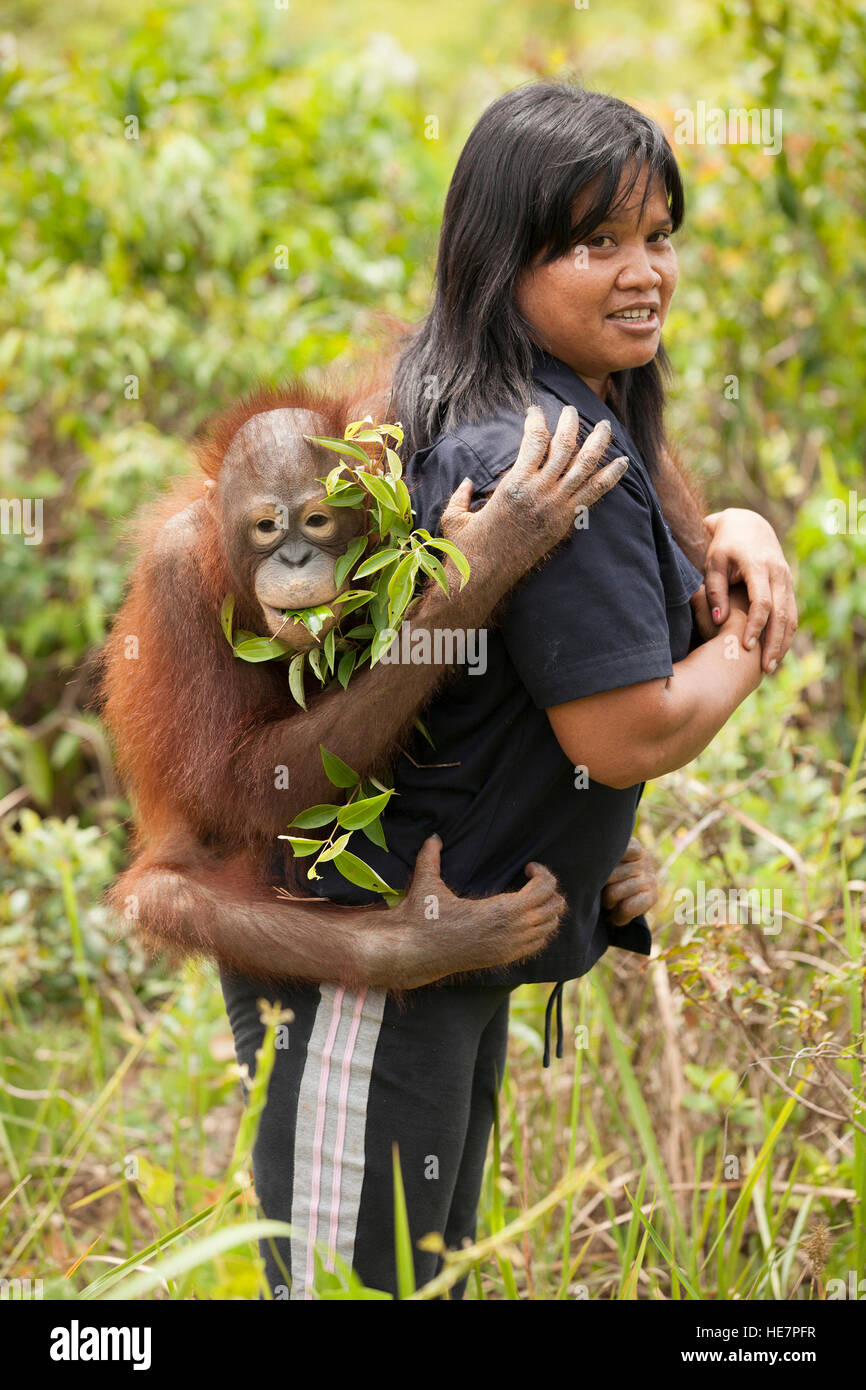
[588,234,616,248]
[649,230,671,243]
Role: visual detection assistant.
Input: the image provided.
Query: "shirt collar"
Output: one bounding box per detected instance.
[529,343,647,472]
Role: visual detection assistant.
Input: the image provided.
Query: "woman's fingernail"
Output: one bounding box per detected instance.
[768,658,777,673]
[745,636,756,650]
[712,607,721,622]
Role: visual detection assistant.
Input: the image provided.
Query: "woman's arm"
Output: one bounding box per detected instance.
[546,586,763,790]
[655,449,797,674]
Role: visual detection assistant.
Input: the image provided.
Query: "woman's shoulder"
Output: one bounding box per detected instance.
[409,405,529,491]
[410,384,654,505]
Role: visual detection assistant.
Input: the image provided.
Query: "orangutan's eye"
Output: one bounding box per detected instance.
[252,516,285,547]
[302,510,337,540]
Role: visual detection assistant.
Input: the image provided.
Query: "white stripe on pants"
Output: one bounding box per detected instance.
[290,984,387,1300]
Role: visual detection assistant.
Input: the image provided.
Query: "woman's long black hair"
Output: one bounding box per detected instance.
[391,82,685,472]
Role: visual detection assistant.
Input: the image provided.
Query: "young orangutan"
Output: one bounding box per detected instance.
[97,382,632,990]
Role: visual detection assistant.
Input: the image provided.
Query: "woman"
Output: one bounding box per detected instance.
[221,82,796,1300]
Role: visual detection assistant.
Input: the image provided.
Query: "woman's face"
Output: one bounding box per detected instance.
[514,166,678,398]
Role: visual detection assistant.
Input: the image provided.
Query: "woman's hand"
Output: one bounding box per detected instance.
[601,837,659,927]
[691,578,757,642]
[703,509,797,674]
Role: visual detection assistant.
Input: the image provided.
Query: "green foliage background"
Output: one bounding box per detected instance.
[0,0,864,1300]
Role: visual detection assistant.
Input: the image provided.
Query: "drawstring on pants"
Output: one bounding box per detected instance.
[542,982,564,1068]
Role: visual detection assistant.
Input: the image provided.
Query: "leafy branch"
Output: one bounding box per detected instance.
[219,414,468,899]
[220,414,469,710]
[279,744,404,904]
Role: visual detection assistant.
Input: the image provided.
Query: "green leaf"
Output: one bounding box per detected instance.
[288,653,307,709]
[394,478,412,519]
[392,1146,416,1299]
[289,804,341,829]
[375,504,398,537]
[21,737,52,807]
[281,837,326,857]
[385,447,402,478]
[345,624,374,640]
[324,486,367,508]
[322,465,345,491]
[361,816,388,850]
[320,745,360,788]
[417,549,450,595]
[361,473,400,510]
[380,891,407,910]
[288,604,333,637]
[323,627,336,674]
[233,636,291,662]
[332,850,395,894]
[337,648,357,689]
[426,538,470,585]
[387,553,419,627]
[305,434,371,464]
[220,594,235,644]
[387,551,418,600]
[312,1247,346,1293]
[308,647,325,683]
[370,626,398,666]
[370,571,393,610]
[334,536,367,589]
[413,716,435,748]
[332,591,374,619]
[318,833,352,862]
[336,791,393,830]
[354,549,402,578]
[50,729,80,771]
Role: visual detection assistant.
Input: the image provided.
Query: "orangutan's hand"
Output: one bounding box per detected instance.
[602,836,659,927]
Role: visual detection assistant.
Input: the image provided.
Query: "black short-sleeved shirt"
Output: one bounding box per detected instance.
[301,345,704,985]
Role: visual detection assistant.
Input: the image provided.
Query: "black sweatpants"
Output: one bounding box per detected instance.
[220,970,512,1300]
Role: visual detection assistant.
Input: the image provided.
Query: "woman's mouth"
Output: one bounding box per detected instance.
[606,307,660,333]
